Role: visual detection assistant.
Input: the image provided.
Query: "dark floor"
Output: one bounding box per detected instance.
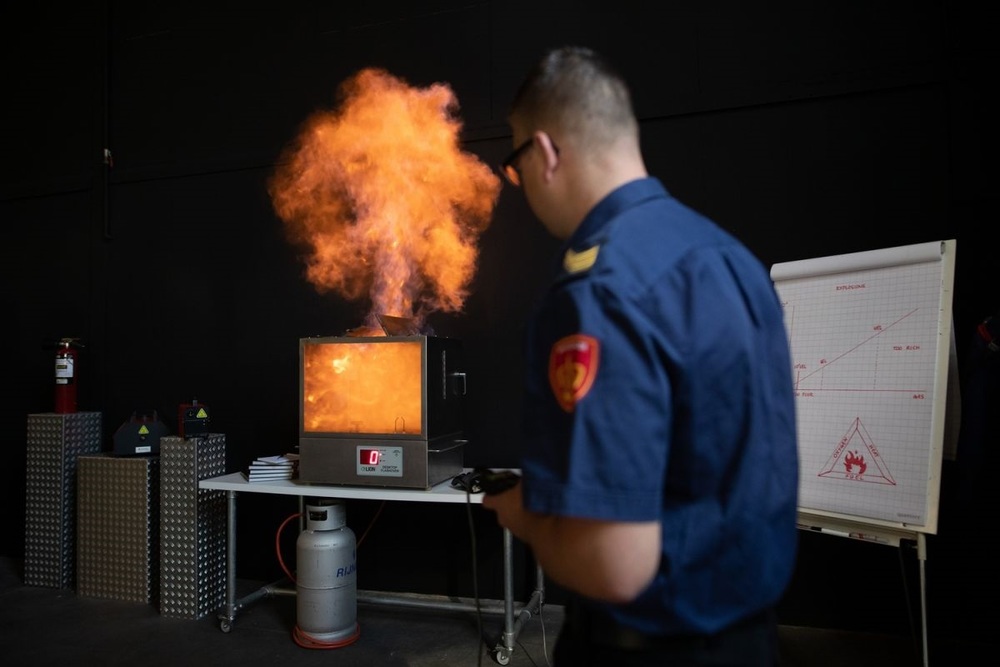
[0,557,983,666]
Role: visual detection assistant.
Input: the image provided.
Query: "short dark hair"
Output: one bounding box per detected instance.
[509,46,638,146]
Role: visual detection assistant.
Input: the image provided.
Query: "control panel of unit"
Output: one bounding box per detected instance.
[356,445,403,477]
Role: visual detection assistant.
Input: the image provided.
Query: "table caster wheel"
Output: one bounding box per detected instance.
[493,647,511,665]
[220,619,233,633]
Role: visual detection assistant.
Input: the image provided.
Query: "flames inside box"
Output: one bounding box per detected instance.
[298,335,466,489]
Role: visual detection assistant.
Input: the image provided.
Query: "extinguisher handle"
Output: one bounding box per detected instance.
[43,337,85,350]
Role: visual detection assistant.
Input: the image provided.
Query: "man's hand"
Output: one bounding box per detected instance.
[481,480,526,538]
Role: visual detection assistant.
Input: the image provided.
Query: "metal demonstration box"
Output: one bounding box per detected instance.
[298,335,467,489]
[159,434,227,619]
[24,411,102,588]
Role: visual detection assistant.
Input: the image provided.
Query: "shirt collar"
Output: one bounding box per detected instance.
[569,177,669,248]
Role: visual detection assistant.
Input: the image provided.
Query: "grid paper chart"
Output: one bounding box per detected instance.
[771,241,953,529]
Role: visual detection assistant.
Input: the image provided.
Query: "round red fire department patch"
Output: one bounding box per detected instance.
[548,334,600,412]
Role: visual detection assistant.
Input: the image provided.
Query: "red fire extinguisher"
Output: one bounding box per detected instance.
[54,338,81,414]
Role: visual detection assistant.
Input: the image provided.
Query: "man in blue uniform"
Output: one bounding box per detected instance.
[482,46,799,666]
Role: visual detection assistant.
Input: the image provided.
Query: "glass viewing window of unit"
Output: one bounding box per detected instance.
[302,340,423,435]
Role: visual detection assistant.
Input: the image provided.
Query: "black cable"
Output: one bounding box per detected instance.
[515,638,544,667]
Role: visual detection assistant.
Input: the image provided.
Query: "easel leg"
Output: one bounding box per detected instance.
[918,533,928,667]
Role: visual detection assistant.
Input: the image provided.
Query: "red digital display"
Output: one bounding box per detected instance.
[360,449,381,466]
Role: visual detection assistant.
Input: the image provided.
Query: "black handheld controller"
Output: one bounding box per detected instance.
[452,468,521,494]
[472,468,521,495]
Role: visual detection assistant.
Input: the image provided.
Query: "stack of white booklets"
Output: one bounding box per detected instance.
[243,453,299,482]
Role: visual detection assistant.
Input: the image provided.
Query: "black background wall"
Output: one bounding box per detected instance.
[3,0,997,650]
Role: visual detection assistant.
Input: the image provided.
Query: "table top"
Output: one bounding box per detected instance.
[199,469,494,504]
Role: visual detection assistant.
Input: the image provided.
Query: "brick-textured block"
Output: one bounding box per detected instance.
[77,454,159,604]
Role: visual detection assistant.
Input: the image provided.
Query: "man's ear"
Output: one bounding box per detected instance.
[534,131,560,181]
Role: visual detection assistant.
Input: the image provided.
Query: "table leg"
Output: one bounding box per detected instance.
[492,529,546,665]
[219,490,237,632]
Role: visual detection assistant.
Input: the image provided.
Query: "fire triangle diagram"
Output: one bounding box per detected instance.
[818,417,896,485]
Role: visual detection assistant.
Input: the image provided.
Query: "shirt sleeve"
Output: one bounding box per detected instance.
[520,274,674,522]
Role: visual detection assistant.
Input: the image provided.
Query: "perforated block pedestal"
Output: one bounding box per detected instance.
[24,412,103,588]
[159,434,227,619]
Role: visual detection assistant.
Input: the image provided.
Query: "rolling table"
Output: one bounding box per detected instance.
[199,470,544,665]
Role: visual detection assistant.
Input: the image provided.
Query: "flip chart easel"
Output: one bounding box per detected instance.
[770,239,957,667]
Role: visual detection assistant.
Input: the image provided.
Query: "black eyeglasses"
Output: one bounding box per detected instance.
[499,138,534,187]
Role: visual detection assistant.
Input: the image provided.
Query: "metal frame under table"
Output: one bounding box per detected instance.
[199,470,544,665]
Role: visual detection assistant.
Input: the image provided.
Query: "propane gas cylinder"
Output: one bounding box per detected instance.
[295,500,360,646]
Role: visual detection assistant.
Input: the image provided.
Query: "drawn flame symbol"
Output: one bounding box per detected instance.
[844,450,867,475]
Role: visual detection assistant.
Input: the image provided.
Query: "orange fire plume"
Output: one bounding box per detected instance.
[268,68,501,334]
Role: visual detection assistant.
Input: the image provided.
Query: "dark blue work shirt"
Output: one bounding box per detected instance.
[520,177,799,637]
